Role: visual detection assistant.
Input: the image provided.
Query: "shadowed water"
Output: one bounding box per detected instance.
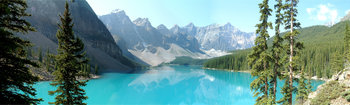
[33,65,324,105]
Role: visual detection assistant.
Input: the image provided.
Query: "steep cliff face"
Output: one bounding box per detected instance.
[99,10,206,66]
[21,0,137,72]
[171,23,257,51]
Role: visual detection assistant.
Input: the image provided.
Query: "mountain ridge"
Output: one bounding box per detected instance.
[99,9,256,66]
[21,0,139,72]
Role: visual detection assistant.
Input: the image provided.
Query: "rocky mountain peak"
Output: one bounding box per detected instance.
[157,24,168,30]
[111,9,125,15]
[170,24,182,33]
[185,23,195,28]
[341,12,350,22]
[133,18,152,27]
[224,22,233,28]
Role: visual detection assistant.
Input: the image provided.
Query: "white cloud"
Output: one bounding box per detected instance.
[307,4,339,25]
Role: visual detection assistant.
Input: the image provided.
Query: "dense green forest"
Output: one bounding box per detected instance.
[204,21,350,78]
[203,50,250,70]
[166,56,208,65]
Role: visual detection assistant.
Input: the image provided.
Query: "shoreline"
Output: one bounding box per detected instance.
[202,67,251,73]
[38,74,102,82]
[202,67,327,81]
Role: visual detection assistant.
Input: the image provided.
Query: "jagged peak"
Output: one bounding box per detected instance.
[133,18,151,26]
[170,24,180,30]
[111,9,125,15]
[224,22,232,27]
[157,24,168,30]
[185,22,195,28]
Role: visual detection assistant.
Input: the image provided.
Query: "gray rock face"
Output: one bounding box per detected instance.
[23,0,136,71]
[99,10,206,66]
[99,9,256,66]
[341,12,350,22]
[171,23,256,51]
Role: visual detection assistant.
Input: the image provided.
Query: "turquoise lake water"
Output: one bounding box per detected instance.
[33,65,324,105]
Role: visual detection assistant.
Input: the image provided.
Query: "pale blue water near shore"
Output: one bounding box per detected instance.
[33,65,324,105]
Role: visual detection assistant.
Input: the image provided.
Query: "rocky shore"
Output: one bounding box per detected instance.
[303,70,350,105]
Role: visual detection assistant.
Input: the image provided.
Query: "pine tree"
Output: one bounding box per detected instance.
[248,0,273,104]
[45,48,51,72]
[282,0,302,104]
[296,67,309,104]
[270,0,285,102]
[48,1,88,105]
[345,23,350,66]
[344,23,350,63]
[277,73,293,105]
[306,74,312,94]
[94,64,99,75]
[38,47,42,62]
[27,47,33,58]
[0,0,42,104]
[330,50,343,76]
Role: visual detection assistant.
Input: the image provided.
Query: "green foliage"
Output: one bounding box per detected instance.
[270,0,285,102]
[169,56,208,65]
[277,75,293,105]
[45,48,52,72]
[94,64,99,75]
[330,50,343,77]
[283,0,303,104]
[49,2,88,105]
[311,81,345,105]
[38,47,43,62]
[296,68,310,104]
[0,0,43,104]
[248,0,273,104]
[203,50,250,70]
[204,21,350,78]
[342,90,350,102]
[344,23,350,62]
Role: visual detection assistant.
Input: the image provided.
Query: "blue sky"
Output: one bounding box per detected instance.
[86,0,350,33]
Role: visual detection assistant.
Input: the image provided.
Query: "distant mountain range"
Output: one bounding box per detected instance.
[99,9,256,66]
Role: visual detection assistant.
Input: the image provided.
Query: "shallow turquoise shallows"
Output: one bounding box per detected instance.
[33,65,324,105]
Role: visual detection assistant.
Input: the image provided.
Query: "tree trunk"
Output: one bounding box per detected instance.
[289,0,294,104]
[273,55,278,99]
[264,61,269,97]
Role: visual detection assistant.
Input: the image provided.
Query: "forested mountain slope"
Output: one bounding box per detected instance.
[204,21,350,78]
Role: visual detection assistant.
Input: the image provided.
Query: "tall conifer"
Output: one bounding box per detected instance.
[49,1,88,105]
[281,0,303,104]
[270,0,285,102]
[248,0,273,104]
[0,0,42,104]
[296,67,309,104]
[345,23,350,64]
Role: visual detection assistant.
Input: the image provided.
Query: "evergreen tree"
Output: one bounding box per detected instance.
[296,67,309,104]
[27,47,33,58]
[344,23,350,63]
[248,0,273,104]
[330,50,343,75]
[38,47,42,62]
[94,64,99,75]
[48,1,88,105]
[270,0,284,102]
[45,48,51,72]
[306,73,312,94]
[282,0,302,104]
[0,0,42,104]
[277,73,293,105]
